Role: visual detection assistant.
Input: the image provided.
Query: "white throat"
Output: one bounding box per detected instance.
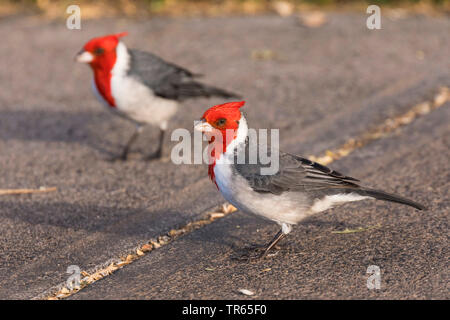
[216,114,248,164]
[111,41,130,77]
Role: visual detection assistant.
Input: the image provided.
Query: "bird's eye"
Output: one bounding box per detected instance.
[94,48,105,55]
[216,118,227,126]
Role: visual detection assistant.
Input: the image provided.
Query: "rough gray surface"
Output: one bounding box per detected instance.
[0,13,448,299]
[72,104,450,300]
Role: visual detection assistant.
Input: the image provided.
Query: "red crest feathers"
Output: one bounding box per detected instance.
[216,101,246,109]
[201,101,246,121]
[114,32,128,39]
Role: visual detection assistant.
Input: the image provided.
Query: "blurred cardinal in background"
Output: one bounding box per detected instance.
[76,32,239,160]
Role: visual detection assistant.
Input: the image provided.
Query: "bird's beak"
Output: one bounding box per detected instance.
[194,121,213,133]
[75,50,94,63]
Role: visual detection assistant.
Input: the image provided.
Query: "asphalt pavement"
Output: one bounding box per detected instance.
[0,13,448,299]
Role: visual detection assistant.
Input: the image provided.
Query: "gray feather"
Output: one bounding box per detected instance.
[128,49,240,100]
[232,140,425,210]
[233,140,359,195]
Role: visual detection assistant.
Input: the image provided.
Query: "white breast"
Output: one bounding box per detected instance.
[107,42,178,128]
[213,161,235,204]
[214,160,313,225]
[212,116,312,226]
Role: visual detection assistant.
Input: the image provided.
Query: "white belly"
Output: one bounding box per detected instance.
[110,75,178,128]
[214,162,313,226]
[91,75,178,128]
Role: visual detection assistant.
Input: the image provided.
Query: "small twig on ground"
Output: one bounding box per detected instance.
[331,224,382,234]
[0,187,57,196]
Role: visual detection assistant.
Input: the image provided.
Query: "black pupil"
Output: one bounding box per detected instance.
[217,119,226,126]
[95,48,104,55]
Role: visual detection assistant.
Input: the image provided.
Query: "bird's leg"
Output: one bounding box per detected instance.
[232,224,292,261]
[119,125,142,160]
[261,230,286,257]
[261,223,292,258]
[145,128,165,161]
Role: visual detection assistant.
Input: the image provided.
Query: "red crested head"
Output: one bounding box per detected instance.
[76,32,128,107]
[83,32,128,52]
[195,101,246,187]
[201,101,245,132]
[77,32,128,69]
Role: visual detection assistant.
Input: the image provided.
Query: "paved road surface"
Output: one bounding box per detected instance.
[0,13,448,299]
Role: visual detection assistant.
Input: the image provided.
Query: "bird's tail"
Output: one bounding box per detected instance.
[359,188,426,210]
[180,81,241,99]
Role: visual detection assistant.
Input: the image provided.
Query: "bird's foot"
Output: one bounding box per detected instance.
[105,152,128,162]
[143,150,162,161]
[232,245,279,262]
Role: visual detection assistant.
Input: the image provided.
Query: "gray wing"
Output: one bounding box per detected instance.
[234,143,426,210]
[128,49,239,100]
[234,148,360,195]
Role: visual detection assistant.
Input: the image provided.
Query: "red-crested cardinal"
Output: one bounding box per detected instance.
[76,32,239,160]
[195,101,425,257]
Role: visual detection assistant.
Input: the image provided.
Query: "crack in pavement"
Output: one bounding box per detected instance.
[309,87,449,165]
[38,86,449,300]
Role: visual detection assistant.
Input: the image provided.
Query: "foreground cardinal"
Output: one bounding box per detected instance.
[195,101,425,257]
[76,32,239,160]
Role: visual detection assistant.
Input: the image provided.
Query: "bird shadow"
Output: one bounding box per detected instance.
[0,109,184,159]
[0,109,148,158]
[186,213,368,262]
[0,200,140,235]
